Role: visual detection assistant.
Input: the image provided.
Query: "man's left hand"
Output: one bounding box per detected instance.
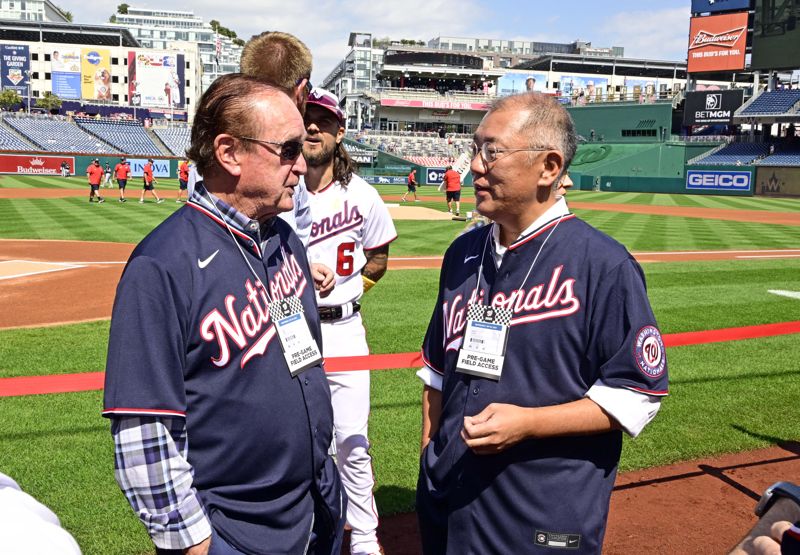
[311,263,335,297]
[461,403,530,455]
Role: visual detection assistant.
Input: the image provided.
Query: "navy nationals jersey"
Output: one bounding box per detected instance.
[419,210,668,554]
[103,199,341,555]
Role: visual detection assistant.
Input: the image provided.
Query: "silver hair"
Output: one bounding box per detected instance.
[487,92,578,172]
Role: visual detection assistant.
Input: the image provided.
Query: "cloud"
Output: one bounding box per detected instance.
[599,7,691,61]
[58,0,482,83]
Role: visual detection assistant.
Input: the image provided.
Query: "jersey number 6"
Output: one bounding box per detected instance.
[336,242,356,276]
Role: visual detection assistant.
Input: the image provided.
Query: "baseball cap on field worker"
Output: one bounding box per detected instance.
[306,87,345,126]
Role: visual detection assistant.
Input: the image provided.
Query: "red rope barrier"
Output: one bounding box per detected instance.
[2,322,798,398]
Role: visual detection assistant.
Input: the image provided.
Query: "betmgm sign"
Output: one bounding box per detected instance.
[686,169,752,191]
[683,89,744,125]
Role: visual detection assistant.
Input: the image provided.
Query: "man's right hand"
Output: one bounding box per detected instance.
[184,536,211,555]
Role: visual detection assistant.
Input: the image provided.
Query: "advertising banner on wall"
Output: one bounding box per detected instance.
[81,49,112,101]
[0,154,75,175]
[756,167,800,197]
[751,0,800,70]
[126,158,170,178]
[128,51,185,109]
[686,169,752,191]
[683,89,745,124]
[497,71,548,96]
[1,45,29,96]
[559,75,608,102]
[51,48,81,99]
[687,12,748,73]
[691,0,752,14]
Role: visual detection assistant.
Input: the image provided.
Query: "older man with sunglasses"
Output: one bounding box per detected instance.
[104,74,346,555]
[416,92,668,554]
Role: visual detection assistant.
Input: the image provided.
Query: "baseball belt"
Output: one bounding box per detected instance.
[318,301,361,322]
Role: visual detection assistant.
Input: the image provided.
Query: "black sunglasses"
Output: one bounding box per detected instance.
[239,136,304,160]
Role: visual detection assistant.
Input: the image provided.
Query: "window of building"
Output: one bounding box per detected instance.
[185,79,190,86]
[44,72,51,80]
[44,53,50,61]
[32,90,39,97]
[31,53,38,61]
[112,58,118,65]
[124,95,128,102]
[112,94,119,101]
[31,72,38,79]
[112,76,118,83]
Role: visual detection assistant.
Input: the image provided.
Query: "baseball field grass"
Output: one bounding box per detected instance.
[1,176,799,554]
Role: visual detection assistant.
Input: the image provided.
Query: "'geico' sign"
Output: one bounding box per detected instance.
[686,170,751,191]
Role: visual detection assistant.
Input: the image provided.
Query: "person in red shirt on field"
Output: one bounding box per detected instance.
[402,168,418,202]
[114,157,131,203]
[443,165,461,216]
[86,158,105,203]
[176,159,190,203]
[139,158,164,204]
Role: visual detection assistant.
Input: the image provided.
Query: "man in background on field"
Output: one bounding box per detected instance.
[442,165,461,215]
[240,31,314,247]
[114,157,130,203]
[302,87,396,555]
[139,158,164,204]
[176,159,189,203]
[86,158,104,203]
[103,162,113,187]
[402,167,418,202]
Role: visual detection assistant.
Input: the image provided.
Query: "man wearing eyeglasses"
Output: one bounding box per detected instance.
[416,93,668,554]
[104,74,345,555]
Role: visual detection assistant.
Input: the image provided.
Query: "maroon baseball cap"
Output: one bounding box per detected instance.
[306,87,345,126]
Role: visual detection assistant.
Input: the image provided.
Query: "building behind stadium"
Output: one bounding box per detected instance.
[0,2,243,123]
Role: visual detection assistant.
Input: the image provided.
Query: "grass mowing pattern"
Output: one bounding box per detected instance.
[2,181,800,552]
[0,197,798,255]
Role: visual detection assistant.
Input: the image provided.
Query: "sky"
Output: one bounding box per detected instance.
[54,0,693,83]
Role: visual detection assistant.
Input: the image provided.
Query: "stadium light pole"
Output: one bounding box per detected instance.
[24,70,31,114]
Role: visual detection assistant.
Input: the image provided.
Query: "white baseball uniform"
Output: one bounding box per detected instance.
[306,174,396,555]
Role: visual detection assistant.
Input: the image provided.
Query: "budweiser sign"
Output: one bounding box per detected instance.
[0,154,75,175]
[689,26,746,50]
[687,13,748,73]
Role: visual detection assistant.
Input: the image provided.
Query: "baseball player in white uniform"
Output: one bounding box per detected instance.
[303,88,396,555]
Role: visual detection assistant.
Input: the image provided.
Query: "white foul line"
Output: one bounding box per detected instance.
[737,254,800,259]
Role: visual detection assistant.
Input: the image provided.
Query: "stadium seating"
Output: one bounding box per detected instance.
[693,142,770,165]
[739,90,800,115]
[153,126,190,157]
[2,115,113,153]
[0,122,36,151]
[756,144,800,166]
[353,131,470,163]
[76,118,162,157]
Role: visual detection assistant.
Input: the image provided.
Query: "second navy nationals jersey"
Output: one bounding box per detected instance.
[420,212,668,554]
[103,201,338,555]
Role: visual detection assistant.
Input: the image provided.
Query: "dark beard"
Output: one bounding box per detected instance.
[303,143,335,168]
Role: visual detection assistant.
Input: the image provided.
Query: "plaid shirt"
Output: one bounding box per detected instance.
[112,417,212,549]
[112,187,263,550]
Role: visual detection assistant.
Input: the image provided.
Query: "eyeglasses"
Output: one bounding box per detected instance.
[296,76,312,95]
[470,142,556,164]
[239,136,304,160]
